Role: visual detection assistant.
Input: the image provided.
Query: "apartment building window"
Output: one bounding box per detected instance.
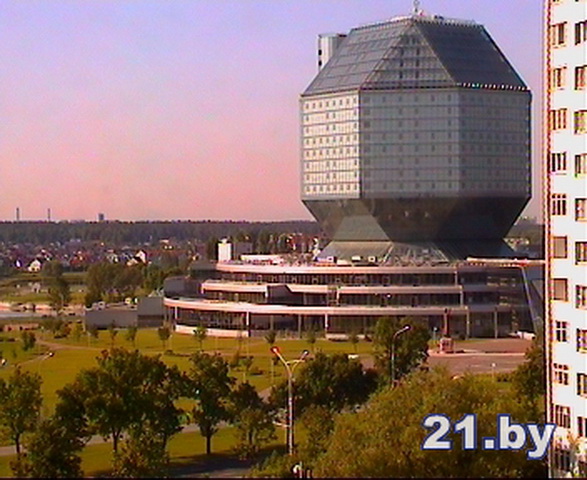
[576,242,587,263]
[574,110,587,134]
[576,65,587,89]
[551,22,567,46]
[556,321,569,342]
[553,278,569,301]
[577,373,587,396]
[576,153,587,174]
[576,20,587,44]
[579,416,587,437]
[550,152,567,172]
[577,329,587,352]
[554,363,570,385]
[549,108,568,130]
[553,447,571,472]
[554,405,571,428]
[552,193,568,215]
[551,66,567,89]
[576,285,587,308]
[553,236,568,258]
[576,198,587,220]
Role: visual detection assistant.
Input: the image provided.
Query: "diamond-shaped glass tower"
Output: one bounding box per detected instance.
[300,14,531,261]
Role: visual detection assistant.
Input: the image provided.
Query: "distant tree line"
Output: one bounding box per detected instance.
[0,221,320,245]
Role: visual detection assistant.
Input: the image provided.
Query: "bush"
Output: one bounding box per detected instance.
[229,351,241,369]
[249,365,262,376]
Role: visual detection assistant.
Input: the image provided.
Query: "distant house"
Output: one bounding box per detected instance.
[27,259,43,273]
[127,249,148,266]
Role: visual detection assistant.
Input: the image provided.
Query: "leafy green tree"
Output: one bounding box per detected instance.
[314,368,546,478]
[0,368,42,457]
[71,323,83,342]
[348,331,359,353]
[373,316,430,384]
[17,417,84,478]
[47,277,71,317]
[269,352,377,416]
[86,324,99,342]
[20,331,36,352]
[108,323,118,348]
[112,428,169,478]
[264,330,276,347]
[186,352,234,455]
[41,260,64,280]
[157,326,171,351]
[229,382,275,458]
[511,333,545,412]
[55,348,184,456]
[305,328,317,351]
[298,405,334,467]
[125,326,138,348]
[193,325,207,351]
[241,356,254,381]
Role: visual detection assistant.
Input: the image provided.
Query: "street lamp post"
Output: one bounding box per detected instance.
[390,325,411,386]
[270,346,310,455]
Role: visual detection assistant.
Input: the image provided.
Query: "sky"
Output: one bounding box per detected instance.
[0,0,543,222]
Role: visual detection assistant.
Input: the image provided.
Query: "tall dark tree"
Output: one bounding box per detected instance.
[186,352,234,455]
[0,368,42,457]
[373,316,430,384]
[55,348,184,456]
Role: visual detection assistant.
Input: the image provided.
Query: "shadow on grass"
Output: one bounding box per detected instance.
[167,445,286,478]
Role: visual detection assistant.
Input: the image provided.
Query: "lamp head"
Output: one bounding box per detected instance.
[270,346,280,355]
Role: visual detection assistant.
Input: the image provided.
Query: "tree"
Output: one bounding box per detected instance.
[305,328,317,351]
[373,316,430,384]
[108,323,118,348]
[20,331,36,352]
[112,428,169,478]
[314,368,546,478]
[17,417,84,478]
[186,352,234,455]
[86,324,99,342]
[241,356,254,381]
[125,326,138,348]
[55,348,184,456]
[157,326,171,351]
[511,333,545,412]
[264,330,276,347]
[47,277,71,317]
[193,325,207,351]
[229,382,276,458]
[269,352,377,417]
[298,405,334,464]
[0,368,42,457]
[71,323,83,342]
[348,331,359,353]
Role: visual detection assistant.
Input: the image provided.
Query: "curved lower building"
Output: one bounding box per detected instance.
[164,257,543,339]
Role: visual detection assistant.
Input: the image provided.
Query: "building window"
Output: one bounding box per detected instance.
[576,65,587,89]
[576,285,587,308]
[551,67,567,89]
[551,22,568,46]
[575,20,587,44]
[576,153,587,174]
[553,405,571,428]
[577,373,587,396]
[550,152,567,172]
[576,198,587,220]
[553,278,569,301]
[552,236,568,258]
[577,329,587,352]
[553,447,571,472]
[574,110,587,134]
[556,321,569,342]
[554,363,570,385]
[577,242,587,263]
[579,416,587,438]
[550,108,568,130]
[552,193,567,215]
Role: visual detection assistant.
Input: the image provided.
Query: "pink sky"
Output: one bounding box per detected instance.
[0,0,543,222]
